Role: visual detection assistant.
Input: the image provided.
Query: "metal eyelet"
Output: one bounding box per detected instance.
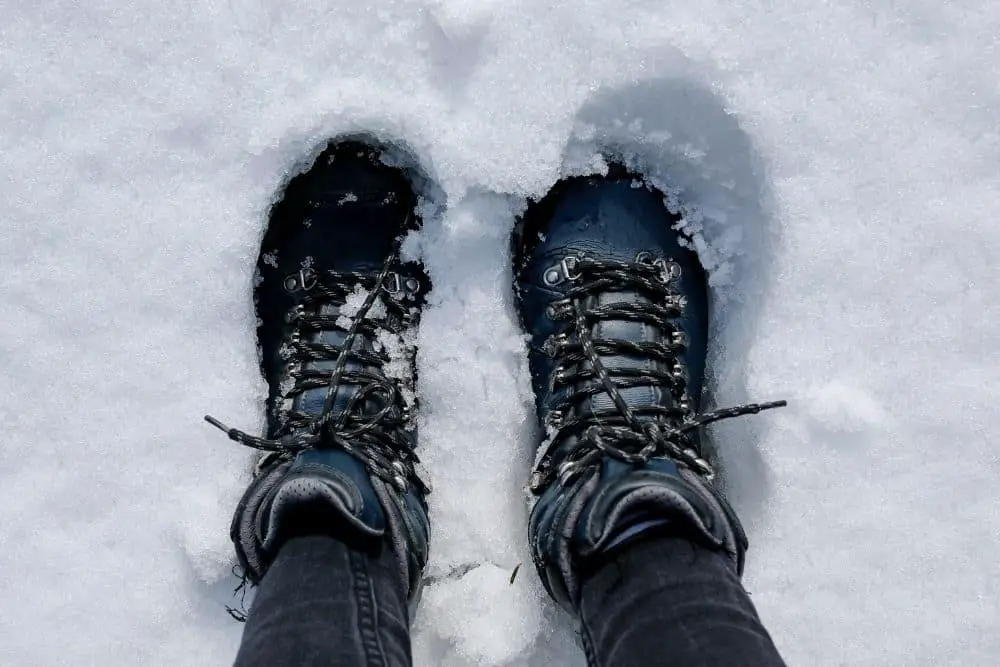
[635,251,654,264]
[653,258,682,283]
[300,267,317,290]
[561,256,581,281]
[543,266,563,287]
[671,362,687,381]
[546,298,572,320]
[549,367,569,392]
[283,268,318,293]
[637,252,682,283]
[542,254,585,286]
[546,409,565,428]
[671,331,688,347]
[544,332,570,357]
[665,294,688,312]
[383,272,403,296]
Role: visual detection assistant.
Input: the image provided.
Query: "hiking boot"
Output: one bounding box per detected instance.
[206,137,432,603]
[512,166,784,611]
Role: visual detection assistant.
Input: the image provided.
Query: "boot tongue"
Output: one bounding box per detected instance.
[584,287,666,421]
[525,240,680,426]
[295,300,387,429]
[528,234,676,424]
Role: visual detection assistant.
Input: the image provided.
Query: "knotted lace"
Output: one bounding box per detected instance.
[529,256,785,492]
[205,249,428,495]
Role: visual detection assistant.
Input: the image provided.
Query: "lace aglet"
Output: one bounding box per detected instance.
[204,415,240,441]
[684,398,789,430]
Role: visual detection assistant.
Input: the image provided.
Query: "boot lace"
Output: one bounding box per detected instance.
[205,249,429,495]
[529,255,785,493]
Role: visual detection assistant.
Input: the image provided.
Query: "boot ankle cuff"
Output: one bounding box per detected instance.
[529,462,748,612]
[231,455,429,602]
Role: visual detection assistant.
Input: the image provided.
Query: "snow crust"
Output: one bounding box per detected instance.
[2,1,999,665]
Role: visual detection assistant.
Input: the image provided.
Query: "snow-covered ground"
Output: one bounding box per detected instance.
[3,1,998,665]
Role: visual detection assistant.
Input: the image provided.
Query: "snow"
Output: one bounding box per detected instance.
[2,1,999,665]
[337,284,389,324]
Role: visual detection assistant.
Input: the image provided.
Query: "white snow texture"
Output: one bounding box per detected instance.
[2,1,998,665]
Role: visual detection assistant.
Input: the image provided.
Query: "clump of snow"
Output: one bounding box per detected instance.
[378,326,419,409]
[377,328,412,380]
[399,229,424,264]
[335,284,388,330]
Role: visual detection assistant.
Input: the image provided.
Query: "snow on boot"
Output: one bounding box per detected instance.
[513,166,785,611]
[206,137,432,604]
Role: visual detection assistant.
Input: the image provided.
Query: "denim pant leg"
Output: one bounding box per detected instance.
[234,535,412,667]
[578,535,786,667]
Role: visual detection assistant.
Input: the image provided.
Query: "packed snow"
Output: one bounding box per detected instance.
[2,1,999,665]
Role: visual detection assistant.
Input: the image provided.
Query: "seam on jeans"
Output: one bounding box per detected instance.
[579,618,603,667]
[351,547,391,667]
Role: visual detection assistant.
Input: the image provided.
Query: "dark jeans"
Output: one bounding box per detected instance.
[234,535,785,667]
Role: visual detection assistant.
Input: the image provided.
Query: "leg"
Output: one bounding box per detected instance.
[234,536,411,667]
[512,168,787,665]
[205,138,433,667]
[579,535,784,667]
